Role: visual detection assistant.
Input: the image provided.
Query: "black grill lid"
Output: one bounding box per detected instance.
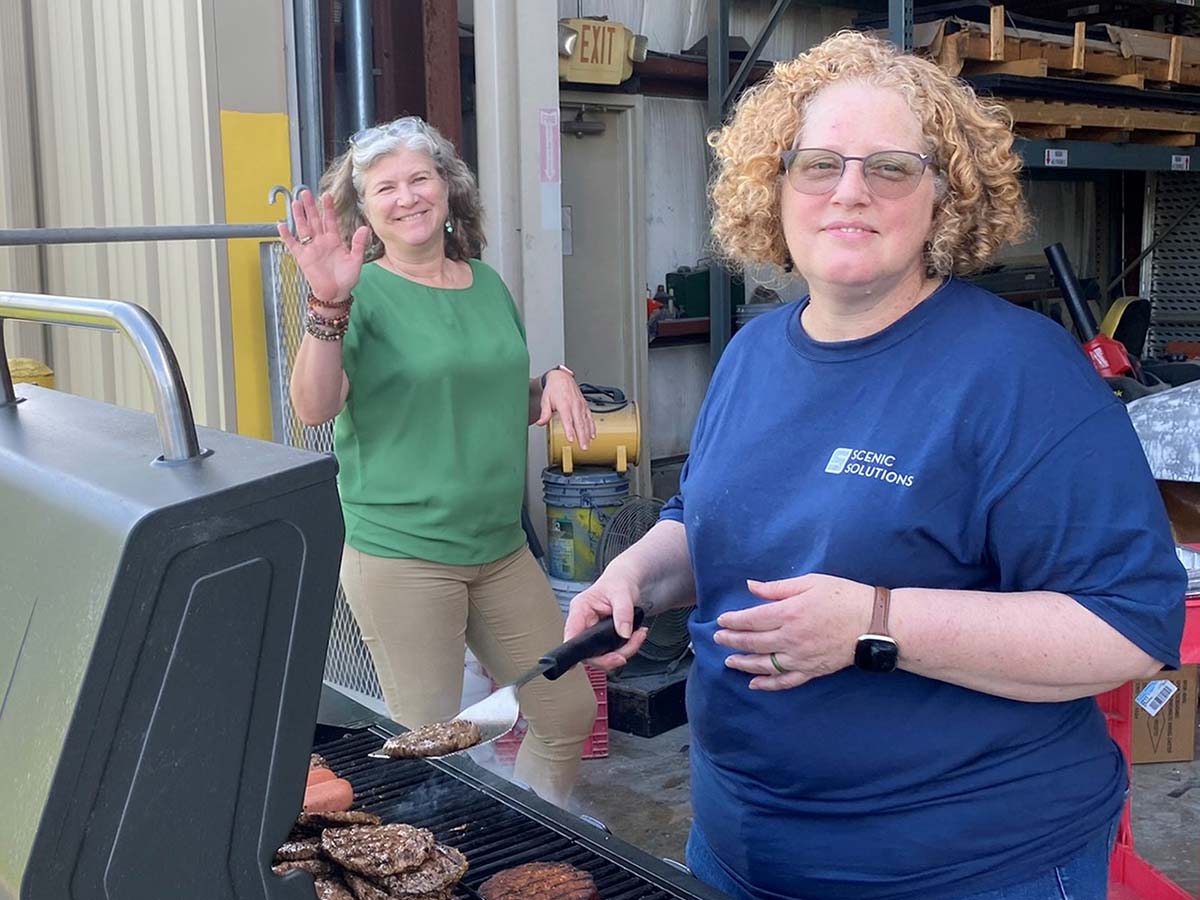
[1,386,343,900]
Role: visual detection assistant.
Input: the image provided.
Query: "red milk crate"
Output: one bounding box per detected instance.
[1099,594,1200,900]
[492,665,609,764]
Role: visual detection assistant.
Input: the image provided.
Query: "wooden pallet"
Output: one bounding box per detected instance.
[1005,98,1200,131]
[1014,124,1197,145]
[1006,98,1200,145]
[924,6,1200,89]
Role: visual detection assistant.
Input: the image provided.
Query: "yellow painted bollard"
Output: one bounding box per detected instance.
[8,358,54,388]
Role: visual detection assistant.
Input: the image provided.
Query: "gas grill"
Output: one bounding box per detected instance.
[313,686,727,900]
[1,293,342,900]
[0,292,726,900]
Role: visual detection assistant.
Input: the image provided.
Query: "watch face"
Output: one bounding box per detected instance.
[855,635,899,673]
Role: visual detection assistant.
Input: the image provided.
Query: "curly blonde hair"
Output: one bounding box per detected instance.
[319,116,485,263]
[709,30,1029,278]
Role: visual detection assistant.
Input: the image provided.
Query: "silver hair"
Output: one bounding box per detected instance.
[349,117,450,197]
[319,115,486,262]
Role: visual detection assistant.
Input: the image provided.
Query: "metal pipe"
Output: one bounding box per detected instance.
[345,0,375,133]
[20,0,51,293]
[294,0,325,187]
[0,324,16,406]
[0,224,279,247]
[708,0,733,369]
[0,292,202,461]
[724,0,793,108]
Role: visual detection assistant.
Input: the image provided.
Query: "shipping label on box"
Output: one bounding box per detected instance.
[1130,665,1197,764]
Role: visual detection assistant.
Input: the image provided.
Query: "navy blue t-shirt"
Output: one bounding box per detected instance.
[662,278,1185,900]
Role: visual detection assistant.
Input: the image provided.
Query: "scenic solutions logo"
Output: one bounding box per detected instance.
[824,447,915,488]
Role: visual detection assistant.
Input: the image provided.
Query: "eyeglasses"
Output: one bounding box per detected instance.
[349,121,408,149]
[781,148,935,199]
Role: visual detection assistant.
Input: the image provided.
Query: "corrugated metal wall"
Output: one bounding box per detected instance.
[0,0,234,430]
[645,97,709,279]
[558,0,858,58]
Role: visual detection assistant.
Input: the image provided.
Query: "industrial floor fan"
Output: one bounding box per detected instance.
[597,496,694,677]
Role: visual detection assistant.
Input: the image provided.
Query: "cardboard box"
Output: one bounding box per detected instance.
[1130,665,1197,764]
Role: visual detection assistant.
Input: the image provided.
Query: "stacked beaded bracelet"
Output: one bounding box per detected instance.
[305,291,353,341]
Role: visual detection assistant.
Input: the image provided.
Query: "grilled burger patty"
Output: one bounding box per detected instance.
[273,836,322,861]
[380,844,469,896]
[276,809,467,900]
[322,823,436,878]
[272,858,334,878]
[478,861,601,900]
[379,720,482,759]
[296,810,383,833]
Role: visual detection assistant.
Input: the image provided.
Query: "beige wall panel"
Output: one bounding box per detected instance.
[213,0,289,113]
[28,0,232,429]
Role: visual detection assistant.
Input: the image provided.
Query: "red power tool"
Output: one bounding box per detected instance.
[1044,243,1138,380]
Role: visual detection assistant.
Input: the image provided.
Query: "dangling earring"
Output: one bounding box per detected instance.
[444,218,454,234]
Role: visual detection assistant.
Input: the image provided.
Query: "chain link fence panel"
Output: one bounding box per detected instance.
[261,241,385,712]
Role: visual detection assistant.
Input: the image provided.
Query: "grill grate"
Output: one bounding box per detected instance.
[313,729,713,900]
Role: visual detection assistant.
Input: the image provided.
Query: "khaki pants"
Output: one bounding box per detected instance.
[339,544,597,807]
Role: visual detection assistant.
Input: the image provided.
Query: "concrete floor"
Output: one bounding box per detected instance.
[1131,757,1200,895]
[559,722,1200,897]
[571,725,693,865]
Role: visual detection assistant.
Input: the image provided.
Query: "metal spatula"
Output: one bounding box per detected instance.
[369,608,644,760]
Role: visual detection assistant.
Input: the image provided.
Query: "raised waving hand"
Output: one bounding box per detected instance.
[278,190,370,303]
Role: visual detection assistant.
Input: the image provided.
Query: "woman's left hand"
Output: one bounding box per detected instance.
[714,574,876,690]
[536,370,596,450]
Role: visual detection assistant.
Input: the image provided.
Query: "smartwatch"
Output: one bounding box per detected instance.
[855,586,899,673]
[540,364,575,388]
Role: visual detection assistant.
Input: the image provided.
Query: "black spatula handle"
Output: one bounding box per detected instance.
[539,608,646,681]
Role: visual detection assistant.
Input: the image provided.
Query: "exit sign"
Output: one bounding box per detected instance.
[558,18,638,85]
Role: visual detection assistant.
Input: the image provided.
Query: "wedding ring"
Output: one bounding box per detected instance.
[769,652,787,674]
[298,235,314,245]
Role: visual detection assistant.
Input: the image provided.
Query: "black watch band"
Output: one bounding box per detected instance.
[540,364,573,388]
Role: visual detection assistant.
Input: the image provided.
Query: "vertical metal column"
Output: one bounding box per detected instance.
[707,0,733,369]
[473,0,567,546]
[346,0,375,133]
[889,0,914,51]
[294,0,325,187]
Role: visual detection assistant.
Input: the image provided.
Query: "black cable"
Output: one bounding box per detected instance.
[578,383,628,412]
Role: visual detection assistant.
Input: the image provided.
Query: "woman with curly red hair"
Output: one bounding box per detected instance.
[567,30,1184,899]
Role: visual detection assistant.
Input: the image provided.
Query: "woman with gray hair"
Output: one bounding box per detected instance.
[280,116,598,806]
